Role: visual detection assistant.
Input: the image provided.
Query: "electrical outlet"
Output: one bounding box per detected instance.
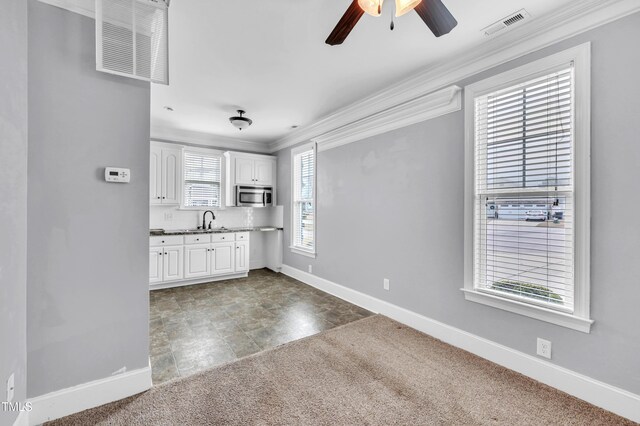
[308,265,313,274]
[383,278,390,291]
[536,338,552,359]
[164,212,173,221]
[7,373,14,403]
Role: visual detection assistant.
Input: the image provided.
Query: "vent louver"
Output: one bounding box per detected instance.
[96,0,169,85]
[482,9,530,37]
[503,13,525,27]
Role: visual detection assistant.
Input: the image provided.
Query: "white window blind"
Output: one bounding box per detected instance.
[474,67,575,312]
[96,0,169,85]
[183,152,222,208]
[292,147,315,252]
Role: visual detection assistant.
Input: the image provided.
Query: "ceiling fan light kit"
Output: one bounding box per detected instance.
[326,0,457,45]
[358,0,423,17]
[229,110,253,131]
[358,0,383,17]
[395,0,422,17]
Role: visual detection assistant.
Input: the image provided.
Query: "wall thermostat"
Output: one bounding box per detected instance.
[105,167,131,183]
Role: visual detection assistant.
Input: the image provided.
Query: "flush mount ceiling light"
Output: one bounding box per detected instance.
[326,0,458,45]
[229,110,253,131]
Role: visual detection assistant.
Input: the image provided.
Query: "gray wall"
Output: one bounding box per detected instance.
[0,0,28,424]
[27,0,150,397]
[277,12,640,395]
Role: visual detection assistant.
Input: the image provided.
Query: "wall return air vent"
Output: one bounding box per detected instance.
[96,0,169,85]
[482,9,531,37]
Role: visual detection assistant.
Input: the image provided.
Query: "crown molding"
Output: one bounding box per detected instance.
[314,86,461,152]
[151,126,271,154]
[268,0,640,153]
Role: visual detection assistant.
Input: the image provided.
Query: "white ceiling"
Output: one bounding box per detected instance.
[150,0,577,145]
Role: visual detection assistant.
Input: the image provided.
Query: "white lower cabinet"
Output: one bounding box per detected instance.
[235,240,250,272]
[150,232,250,287]
[211,242,235,275]
[184,244,210,279]
[149,248,163,284]
[163,245,184,282]
[150,245,184,283]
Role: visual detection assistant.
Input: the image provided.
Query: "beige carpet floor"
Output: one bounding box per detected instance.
[49,315,634,425]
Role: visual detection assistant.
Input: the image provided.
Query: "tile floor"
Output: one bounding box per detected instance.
[149,268,373,384]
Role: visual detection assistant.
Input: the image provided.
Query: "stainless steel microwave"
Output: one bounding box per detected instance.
[236,186,273,207]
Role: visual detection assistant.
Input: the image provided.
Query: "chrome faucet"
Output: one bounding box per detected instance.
[202,210,215,230]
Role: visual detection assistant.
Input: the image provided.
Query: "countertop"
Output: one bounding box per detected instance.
[150,226,283,236]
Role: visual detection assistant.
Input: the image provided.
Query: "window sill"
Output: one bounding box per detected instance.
[461,289,593,333]
[289,246,316,258]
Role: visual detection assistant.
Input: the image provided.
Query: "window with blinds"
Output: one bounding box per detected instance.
[473,67,575,312]
[183,152,222,208]
[292,146,315,253]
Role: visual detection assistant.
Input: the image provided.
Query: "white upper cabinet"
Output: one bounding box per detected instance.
[150,146,162,205]
[235,157,255,185]
[253,158,273,186]
[224,152,277,206]
[162,149,181,204]
[233,156,274,186]
[150,143,181,205]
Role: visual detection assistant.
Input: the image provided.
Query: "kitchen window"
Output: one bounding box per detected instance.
[291,143,316,257]
[183,150,223,208]
[463,44,593,332]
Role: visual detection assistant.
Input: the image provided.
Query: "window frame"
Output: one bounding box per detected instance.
[463,43,593,333]
[180,147,226,210]
[290,142,317,258]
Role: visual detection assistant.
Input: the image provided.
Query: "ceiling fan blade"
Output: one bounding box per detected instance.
[414,0,457,37]
[325,0,365,46]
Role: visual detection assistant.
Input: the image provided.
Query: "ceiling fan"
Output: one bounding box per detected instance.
[326,0,458,46]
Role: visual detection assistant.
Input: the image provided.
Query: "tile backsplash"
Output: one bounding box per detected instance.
[150,205,281,230]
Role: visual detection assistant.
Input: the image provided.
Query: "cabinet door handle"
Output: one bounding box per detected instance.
[162,197,166,199]
[157,197,160,199]
[159,252,162,256]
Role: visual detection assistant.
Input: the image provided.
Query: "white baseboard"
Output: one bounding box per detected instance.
[27,366,152,425]
[281,264,640,423]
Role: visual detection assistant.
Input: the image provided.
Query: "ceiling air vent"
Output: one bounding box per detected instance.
[96,0,169,85]
[482,9,531,37]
